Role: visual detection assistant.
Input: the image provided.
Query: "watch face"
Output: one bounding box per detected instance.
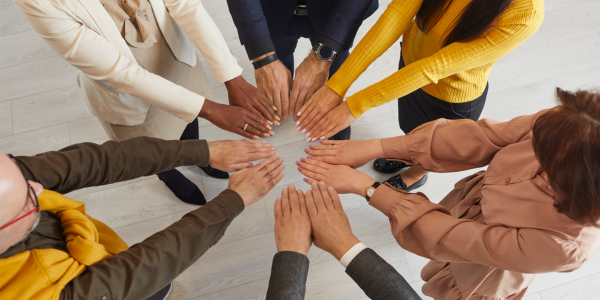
[366,187,375,198]
[318,46,333,59]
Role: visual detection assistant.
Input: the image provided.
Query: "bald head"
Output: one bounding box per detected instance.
[0,153,43,254]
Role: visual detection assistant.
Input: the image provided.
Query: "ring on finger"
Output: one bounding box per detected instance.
[243,123,248,131]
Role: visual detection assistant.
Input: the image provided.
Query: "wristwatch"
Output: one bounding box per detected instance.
[312,43,337,62]
[365,181,381,202]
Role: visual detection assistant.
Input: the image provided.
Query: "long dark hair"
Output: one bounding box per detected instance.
[416,0,514,46]
[533,88,600,227]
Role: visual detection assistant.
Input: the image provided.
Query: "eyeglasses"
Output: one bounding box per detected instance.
[0,154,40,231]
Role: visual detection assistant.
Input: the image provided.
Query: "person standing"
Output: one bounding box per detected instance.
[14,0,275,205]
[297,0,544,191]
[226,0,379,140]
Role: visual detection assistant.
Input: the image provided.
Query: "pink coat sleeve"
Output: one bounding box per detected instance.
[381,110,549,173]
[369,184,587,274]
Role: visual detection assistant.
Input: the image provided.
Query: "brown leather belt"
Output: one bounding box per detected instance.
[294,5,308,16]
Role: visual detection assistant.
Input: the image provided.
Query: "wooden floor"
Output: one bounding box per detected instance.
[1,0,600,299]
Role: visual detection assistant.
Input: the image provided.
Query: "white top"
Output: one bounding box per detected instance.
[340,242,368,268]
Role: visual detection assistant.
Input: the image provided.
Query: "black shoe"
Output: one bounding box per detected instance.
[199,165,229,179]
[146,282,172,300]
[386,174,428,192]
[158,169,207,205]
[373,158,411,173]
[329,126,351,141]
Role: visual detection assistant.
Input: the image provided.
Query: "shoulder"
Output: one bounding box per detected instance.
[499,0,544,26]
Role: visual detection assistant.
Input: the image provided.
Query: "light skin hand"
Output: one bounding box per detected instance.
[228,155,285,207]
[254,52,292,123]
[207,140,276,172]
[274,184,312,255]
[304,181,360,260]
[290,51,331,120]
[225,75,277,130]
[303,139,384,168]
[297,159,375,196]
[198,99,272,140]
[305,101,356,142]
[296,85,343,136]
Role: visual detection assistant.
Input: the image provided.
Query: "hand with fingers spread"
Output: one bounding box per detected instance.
[255,52,292,123]
[304,101,356,142]
[199,99,275,140]
[290,52,331,121]
[297,159,375,196]
[207,140,276,172]
[226,75,278,126]
[296,85,343,139]
[303,139,384,168]
[228,155,285,206]
[274,184,313,255]
[304,182,361,260]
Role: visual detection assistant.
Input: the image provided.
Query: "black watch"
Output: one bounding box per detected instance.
[312,43,337,62]
[365,181,381,202]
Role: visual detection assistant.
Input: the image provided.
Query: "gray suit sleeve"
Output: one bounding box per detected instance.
[266,251,309,300]
[346,248,422,300]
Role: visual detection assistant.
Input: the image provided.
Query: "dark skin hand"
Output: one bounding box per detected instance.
[225,75,277,128]
[198,99,273,139]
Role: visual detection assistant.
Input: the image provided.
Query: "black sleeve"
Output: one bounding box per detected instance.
[266,251,310,300]
[346,248,422,300]
[226,0,276,60]
[60,190,245,300]
[16,137,210,195]
[318,0,378,53]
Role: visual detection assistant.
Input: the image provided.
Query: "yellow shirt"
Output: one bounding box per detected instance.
[326,0,544,118]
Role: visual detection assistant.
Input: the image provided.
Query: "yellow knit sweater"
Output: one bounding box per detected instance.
[327,0,544,118]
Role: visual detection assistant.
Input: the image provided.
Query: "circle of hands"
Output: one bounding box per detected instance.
[207,52,384,256]
[209,137,387,257]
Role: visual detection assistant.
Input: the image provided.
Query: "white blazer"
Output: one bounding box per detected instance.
[14,0,243,125]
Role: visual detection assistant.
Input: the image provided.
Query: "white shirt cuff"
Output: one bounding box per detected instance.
[339,242,367,268]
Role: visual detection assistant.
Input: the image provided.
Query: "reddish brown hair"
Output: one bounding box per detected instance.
[416,0,514,46]
[533,88,600,227]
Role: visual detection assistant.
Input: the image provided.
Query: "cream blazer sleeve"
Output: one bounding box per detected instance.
[162,0,243,83]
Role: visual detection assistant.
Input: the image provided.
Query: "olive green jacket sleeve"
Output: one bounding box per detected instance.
[16,136,211,195]
[14,137,246,300]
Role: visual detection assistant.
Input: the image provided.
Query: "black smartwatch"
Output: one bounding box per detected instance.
[312,43,337,62]
[365,181,381,202]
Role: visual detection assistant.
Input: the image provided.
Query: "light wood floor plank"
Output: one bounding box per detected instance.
[68,116,110,146]
[0,123,70,155]
[0,4,28,37]
[541,1,600,44]
[0,30,57,69]
[0,100,12,137]
[539,272,600,300]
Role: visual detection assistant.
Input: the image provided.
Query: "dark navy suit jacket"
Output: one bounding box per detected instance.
[226,0,379,60]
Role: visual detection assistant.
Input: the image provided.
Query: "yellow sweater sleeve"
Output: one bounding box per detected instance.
[326,0,423,98]
[332,7,543,118]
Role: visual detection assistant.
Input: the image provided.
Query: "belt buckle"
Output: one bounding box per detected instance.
[294,4,307,16]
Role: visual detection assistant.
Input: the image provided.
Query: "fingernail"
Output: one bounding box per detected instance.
[273,106,277,110]
[297,111,302,116]
[275,116,280,121]
[297,167,303,171]
[274,121,281,126]
[254,135,259,139]
[266,124,272,130]
[304,149,309,153]
[319,181,326,186]
[306,138,311,142]
[309,145,314,149]
[297,126,301,131]
[307,132,311,138]
[308,156,313,159]
[263,133,269,137]
[267,121,273,125]
[300,158,307,162]
[270,131,275,135]
[296,120,300,125]
[320,136,325,140]
[311,138,317,142]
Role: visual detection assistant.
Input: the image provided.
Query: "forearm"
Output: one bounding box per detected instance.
[226,0,275,60]
[346,249,421,300]
[318,0,377,53]
[17,137,210,194]
[60,190,245,300]
[266,252,310,300]
[326,0,422,98]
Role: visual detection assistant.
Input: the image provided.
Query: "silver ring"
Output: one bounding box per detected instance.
[243,123,248,131]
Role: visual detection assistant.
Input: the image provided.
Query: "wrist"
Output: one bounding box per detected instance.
[224,75,244,89]
[331,236,361,261]
[253,51,276,63]
[198,99,216,119]
[354,175,376,197]
[308,51,332,69]
[369,139,385,161]
[277,247,308,256]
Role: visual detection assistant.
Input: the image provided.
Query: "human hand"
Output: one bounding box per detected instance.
[297,159,375,196]
[304,102,356,142]
[274,184,312,255]
[207,140,276,172]
[225,75,278,126]
[304,181,361,260]
[199,100,274,140]
[303,139,384,168]
[255,52,292,122]
[228,155,284,206]
[296,85,343,137]
[290,52,331,119]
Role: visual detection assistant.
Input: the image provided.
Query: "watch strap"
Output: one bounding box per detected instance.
[252,53,279,70]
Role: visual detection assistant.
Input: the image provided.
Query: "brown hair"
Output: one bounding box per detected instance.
[416,0,514,46]
[532,88,600,227]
